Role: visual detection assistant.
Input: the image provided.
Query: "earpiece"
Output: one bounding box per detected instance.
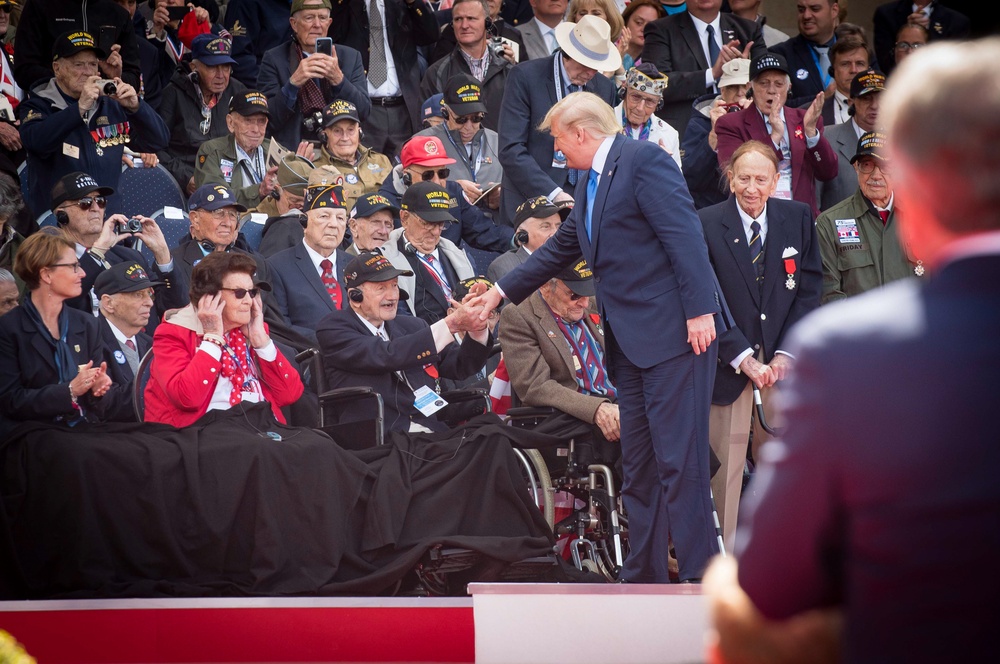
[348,288,364,303]
[402,170,413,187]
[403,241,416,255]
[512,229,528,248]
[198,237,236,253]
[55,209,69,226]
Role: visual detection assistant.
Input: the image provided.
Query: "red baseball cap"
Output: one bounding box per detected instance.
[400,136,456,168]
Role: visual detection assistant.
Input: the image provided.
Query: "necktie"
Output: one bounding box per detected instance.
[749,220,765,286]
[814,45,831,85]
[320,258,342,309]
[706,25,720,71]
[545,29,558,54]
[420,253,452,300]
[367,0,388,87]
[568,321,616,398]
[585,169,599,241]
[125,339,136,352]
[878,210,890,226]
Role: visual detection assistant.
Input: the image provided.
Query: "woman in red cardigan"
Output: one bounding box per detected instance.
[144,251,303,427]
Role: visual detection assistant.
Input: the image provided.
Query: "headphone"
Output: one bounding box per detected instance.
[55,209,69,226]
[198,237,237,253]
[403,240,417,255]
[348,288,364,303]
[401,170,413,187]
[512,229,528,248]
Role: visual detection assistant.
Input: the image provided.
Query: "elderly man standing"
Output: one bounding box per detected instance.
[698,140,822,552]
[815,131,921,303]
[312,100,392,211]
[487,195,567,283]
[818,69,885,212]
[421,0,514,133]
[158,34,248,197]
[258,0,370,150]
[498,15,618,224]
[194,91,281,211]
[382,182,477,324]
[716,53,837,217]
[267,183,353,344]
[347,193,398,255]
[474,92,724,583]
[18,31,170,217]
[615,63,681,170]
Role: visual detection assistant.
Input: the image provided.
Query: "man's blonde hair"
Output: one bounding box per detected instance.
[539,91,620,140]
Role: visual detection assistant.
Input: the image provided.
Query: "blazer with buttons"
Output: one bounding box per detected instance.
[267,242,352,345]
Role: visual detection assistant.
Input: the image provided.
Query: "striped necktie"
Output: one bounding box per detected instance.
[749,220,765,287]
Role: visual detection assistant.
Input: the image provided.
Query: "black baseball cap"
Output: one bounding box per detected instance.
[229,91,270,117]
[750,52,789,80]
[51,172,114,209]
[53,31,107,61]
[94,261,164,298]
[452,276,492,301]
[188,184,249,212]
[851,131,890,163]
[343,251,414,289]
[555,257,595,297]
[352,193,398,219]
[443,74,487,116]
[850,69,886,98]
[400,181,457,223]
[322,99,360,127]
[512,195,571,228]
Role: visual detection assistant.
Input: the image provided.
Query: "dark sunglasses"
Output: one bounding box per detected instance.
[221,287,261,299]
[0,5,12,14]
[454,113,485,125]
[64,196,107,211]
[418,168,450,181]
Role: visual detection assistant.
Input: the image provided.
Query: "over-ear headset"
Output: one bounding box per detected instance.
[198,237,237,253]
[55,209,69,226]
[403,240,417,255]
[512,229,528,248]
[348,288,364,303]
[401,170,413,187]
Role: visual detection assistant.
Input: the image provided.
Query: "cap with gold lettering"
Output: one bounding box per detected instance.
[400,181,457,223]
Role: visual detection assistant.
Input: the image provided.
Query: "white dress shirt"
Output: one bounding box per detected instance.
[367,0,402,97]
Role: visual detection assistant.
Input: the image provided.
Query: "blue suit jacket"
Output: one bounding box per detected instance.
[736,253,1000,662]
[769,34,828,109]
[499,134,719,368]
[699,197,821,404]
[497,53,617,226]
[267,243,351,345]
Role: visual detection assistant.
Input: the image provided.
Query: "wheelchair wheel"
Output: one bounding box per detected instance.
[512,447,555,528]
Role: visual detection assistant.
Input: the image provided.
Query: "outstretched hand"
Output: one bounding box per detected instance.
[468,286,504,322]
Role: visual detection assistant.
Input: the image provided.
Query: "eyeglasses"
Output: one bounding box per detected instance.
[209,208,240,221]
[625,91,659,108]
[894,42,925,52]
[220,287,261,299]
[48,262,82,273]
[453,113,485,125]
[414,168,450,181]
[63,196,107,211]
[856,160,891,174]
[414,217,451,231]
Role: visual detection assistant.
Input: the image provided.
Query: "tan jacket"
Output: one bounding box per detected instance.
[312,144,392,211]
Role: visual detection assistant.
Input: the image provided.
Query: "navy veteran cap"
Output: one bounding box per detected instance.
[94,261,164,298]
[51,171,114,209]
[751,52,789,80]
[401,181,457,223]
[850,69,886,98]
[322,99,360,127]
[189,184,248,212]
[452,276,492,301]
[421,93,445,125]
[352,193,398,219]
[53,31,107,61]
[851,131,890,163]
[512,195,571,228]
[303,183,348,211]
[343,251,414,289]
[555,257,595,297]
[229,91,270,117]
[443,74,487,116]
[191,34,237,66]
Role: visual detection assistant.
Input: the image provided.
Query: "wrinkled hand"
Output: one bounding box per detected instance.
[246,294,270,348]
[469,286,504,322]
[0,122,21,151]
[768,102,785,146]
[111,78,140,112]
[455,179,481,204]
[99,44,123,80]
[553,190,575,206]
[803,92,824,136]
[446,299,488,334]
[739,355,774,389]
[616,26,631,57]
[79,76,103,116]
[594,402,621,442]
[152,4,171,33]
[686,313,716,355]
[290,55,332,87]
[93,216,128,253]
[90,362,112,397]
[190,3,210,23]
[501,42,516,65]
[766,353,793,382]
[134,216,171,264]
[295,140,316,160]
[70,361,97,398]
[197,293,225,335]
[258,165,280,200]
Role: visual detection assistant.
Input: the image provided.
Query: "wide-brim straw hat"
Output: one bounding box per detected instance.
[555,15,622,72]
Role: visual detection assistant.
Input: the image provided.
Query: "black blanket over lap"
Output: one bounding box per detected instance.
[0,404,556,598]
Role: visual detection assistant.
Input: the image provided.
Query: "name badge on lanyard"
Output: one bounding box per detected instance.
[775,158,793,200]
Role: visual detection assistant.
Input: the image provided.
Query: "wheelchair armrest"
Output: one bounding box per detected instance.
[318,386,385,446]
[505,406,556,419]
[440,387,492,413]
[295,347,319,364]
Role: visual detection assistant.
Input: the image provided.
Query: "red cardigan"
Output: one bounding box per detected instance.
[144,307,304,428]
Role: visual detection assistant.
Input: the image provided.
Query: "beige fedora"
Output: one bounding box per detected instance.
[555,15,622,72]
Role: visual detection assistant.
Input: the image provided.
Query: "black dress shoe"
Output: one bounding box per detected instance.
[677,578,702,584]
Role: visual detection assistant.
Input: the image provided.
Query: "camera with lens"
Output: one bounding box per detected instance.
[98,79,118,96]
[302,110,325,134]
[489,36,506,59]
[116,217,143,235]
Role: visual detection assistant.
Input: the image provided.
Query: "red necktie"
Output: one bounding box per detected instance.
[878,210,890,226]
[125,339,136,352]
[320,259,342,310]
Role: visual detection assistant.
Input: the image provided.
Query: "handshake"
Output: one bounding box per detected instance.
[445,280,493,335]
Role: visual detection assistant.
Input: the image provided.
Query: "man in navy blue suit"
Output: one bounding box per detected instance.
[267,182,352,345]
[497,15,619,226]
[698,140,822,553]
[477,91,722,582]
[708,39,1000,663]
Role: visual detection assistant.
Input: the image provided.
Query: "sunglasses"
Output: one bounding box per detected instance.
[63,196,107,211]
[453,113,485,125]
[0,5,11,14]
[221,287,261,299]
[416,168,450,181]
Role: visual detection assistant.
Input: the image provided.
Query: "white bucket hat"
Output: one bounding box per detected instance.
[555,15,622,72]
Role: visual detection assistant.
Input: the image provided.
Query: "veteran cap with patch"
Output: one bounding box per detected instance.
[51,171,115,209]
[343,251,414,289]
[443,74,487,116]
[851,131,890,163]
[452,276,493,301]
[400,135,456,168]
[850,69,887,98]
[189,184,248,212]
[401,181,457,223]
[626,63,667,96]
[53,31,107,61]
[229,90,270,117]
[512,195,571,228]
[322,99,360,127]
[191,34,237,66]
[555,257,595,297]
[94,261,164,298]
[750,52,789,80]
[352,193,398,219]
[303,183,348,211]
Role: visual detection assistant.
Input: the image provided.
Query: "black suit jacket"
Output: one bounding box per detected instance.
[327,0,441,131]
[640,12,766,140]
[315,308,491,434]
[699,196,822,404]
[873,0,970,76]
[97,314,153,422]
[769,34,828,109]
[267,243,351,345]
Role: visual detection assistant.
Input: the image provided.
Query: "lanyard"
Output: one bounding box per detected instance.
[417,253,452,299]
[443,129,483,182]
[553,55,568,102]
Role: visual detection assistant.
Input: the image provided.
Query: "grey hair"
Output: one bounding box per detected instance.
[0,268,14,283]
[881,37,1000,233]
[0,173,24,221]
